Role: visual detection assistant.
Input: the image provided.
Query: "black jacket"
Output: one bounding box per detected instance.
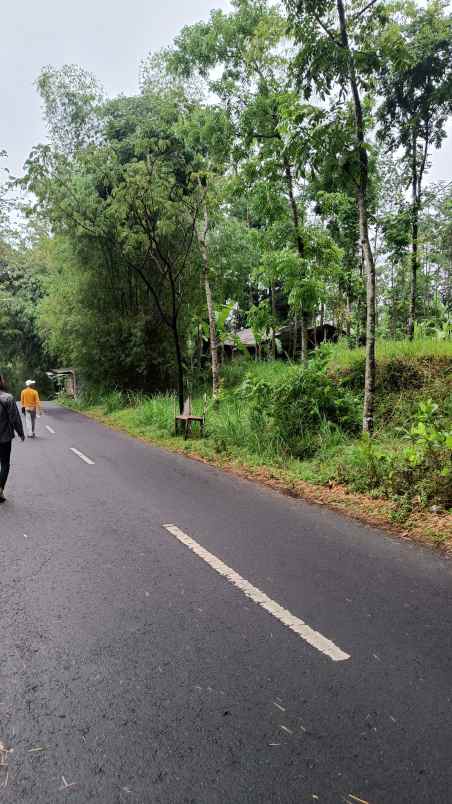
[0,392,25,443]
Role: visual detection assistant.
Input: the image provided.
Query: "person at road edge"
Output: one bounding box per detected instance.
[0,374,25,503]
[20,379,42,438]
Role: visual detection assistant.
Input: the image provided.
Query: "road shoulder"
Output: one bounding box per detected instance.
[58,402,452,553]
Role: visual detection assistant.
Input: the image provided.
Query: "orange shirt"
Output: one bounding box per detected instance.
[20,387,42,411]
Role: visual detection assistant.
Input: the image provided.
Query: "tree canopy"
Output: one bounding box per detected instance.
[0,0,450,426]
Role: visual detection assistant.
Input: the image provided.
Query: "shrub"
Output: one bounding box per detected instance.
[378,358,423,392]
[237,353,361,458]
[388,400,452,509]
[220,357,251,389]
[132,394,175,434]
[335,400,452,512]
[334,435,392,494]
[102,389,127,414]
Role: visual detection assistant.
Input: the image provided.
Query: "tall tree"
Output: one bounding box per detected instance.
[170,0,329,360]
[174,105,234,400]
[378,0,452,339]
[37,65,104,156]
[286,0,387,432]
[25,90,201,410]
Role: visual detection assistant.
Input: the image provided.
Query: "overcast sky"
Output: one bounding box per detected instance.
[1,0,451,184]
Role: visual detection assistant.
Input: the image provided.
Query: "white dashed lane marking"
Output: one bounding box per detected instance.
[70,447,95,466]
[45,425,56,434]
[163,524,350,662]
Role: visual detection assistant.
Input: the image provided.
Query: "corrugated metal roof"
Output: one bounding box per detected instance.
[224,322,341,349]
[223,328,272,347]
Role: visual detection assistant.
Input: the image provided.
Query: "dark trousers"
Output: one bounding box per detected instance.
[0,440,12,490]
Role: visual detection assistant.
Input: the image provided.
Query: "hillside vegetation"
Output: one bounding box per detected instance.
[2,1,452,444]
[1,1,451,545]
[65,338,452,539]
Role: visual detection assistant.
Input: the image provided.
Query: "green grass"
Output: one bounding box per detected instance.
[61,336,452,519]
[327,336,452,373]
[220,356,292,388]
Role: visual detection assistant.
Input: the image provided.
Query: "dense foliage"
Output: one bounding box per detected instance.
[236,352,360,457]
[1,0,451,513]
[64,340,452,520]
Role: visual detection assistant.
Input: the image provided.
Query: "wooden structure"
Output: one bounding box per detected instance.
[222,323,344,360]
[47,368,78,397]
[277,322,343,356]
[222,328,270,359]
[175,395,206,439]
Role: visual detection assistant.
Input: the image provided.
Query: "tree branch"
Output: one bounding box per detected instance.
[123,249,172,328]
[418,122,430,201]
[312,11,342,47]
[352,0,380,20]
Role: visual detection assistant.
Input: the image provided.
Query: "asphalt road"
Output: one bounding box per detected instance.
[1,403,452,803]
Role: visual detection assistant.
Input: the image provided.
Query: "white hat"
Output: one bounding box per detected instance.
[25,379,36,386]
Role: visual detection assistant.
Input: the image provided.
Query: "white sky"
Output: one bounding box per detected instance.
[1,0,451,184]
[1,0,231,179]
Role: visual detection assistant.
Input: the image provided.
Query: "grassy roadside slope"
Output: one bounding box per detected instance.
[62,339,452,549]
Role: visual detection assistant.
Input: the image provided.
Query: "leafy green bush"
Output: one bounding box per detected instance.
[335,400,452,512]
[388,400,452,509]
[57,388,103,410]
[237,353,360,458]
[378,358,424,392]
[102,389,128,414]
[130,393,175,434]
[220,358,251,390]
[60,345,451,520]
[208,397,258,455]
[334,435,392,494]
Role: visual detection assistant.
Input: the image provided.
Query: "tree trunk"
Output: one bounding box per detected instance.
[447,260,452,316]
[337,0,376,433]
[300,309,310,363]
[293,314,298,359]
[356,238,367,345]
[346,296,352,337]
[270,283,277,359]
[197,324,203,374]
[284,159,311,363]
[173,319,185,414]
[390,262,397,338]
[284,158,304,258]
[358,191,376,434]
[197,191,220,401]
[203,265,220,398]
[407,135,419,340]
[284,156,313,359]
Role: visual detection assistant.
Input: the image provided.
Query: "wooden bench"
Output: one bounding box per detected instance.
[175,395,206,439]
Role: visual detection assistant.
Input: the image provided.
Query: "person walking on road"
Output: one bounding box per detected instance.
[0,374,25,503]
[20,379,42,438]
